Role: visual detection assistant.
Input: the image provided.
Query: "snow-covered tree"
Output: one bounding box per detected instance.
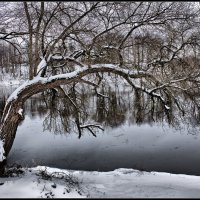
[0,2,200,174]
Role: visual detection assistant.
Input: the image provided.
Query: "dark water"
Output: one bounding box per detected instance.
[1,84,200,176]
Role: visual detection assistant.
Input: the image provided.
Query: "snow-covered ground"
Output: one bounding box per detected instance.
[1,166,200,198]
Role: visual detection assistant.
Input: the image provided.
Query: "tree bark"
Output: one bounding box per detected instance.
[24,2,34,80]
[0,101,24,157]
[0,100,24,175]
[34,2,44,76]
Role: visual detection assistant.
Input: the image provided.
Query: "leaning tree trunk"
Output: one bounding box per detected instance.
[0,101,24,157]
[0,99,25,174]
[0,77,74,173]
[0,81,47,175]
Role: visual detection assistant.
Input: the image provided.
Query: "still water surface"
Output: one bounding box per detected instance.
[1,84,200,175]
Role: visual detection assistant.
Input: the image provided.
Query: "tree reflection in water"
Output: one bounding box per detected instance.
[1,77,200,137]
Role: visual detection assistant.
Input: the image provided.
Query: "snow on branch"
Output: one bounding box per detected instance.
[18,108,23,116]
[5,63,171,114]
[36,58,47,75]
[102,45,118,51]
[149,77,193,93]
[0,139,5,162]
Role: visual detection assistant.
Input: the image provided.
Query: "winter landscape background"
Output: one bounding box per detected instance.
[0,2,200,198]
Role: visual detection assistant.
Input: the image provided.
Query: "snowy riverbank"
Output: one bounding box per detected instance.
[0,166,200,198]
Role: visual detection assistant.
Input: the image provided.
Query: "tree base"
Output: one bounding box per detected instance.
[0,159,7,176]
